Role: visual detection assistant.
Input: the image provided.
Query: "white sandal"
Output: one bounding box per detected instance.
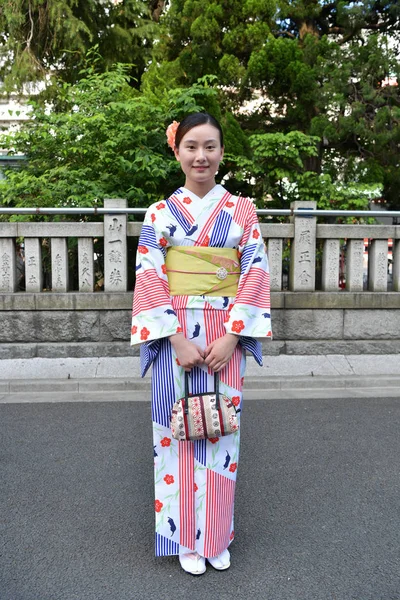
[179,552,206,575]
[207,548,231,570]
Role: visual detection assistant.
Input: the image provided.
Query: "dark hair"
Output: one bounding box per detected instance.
[175,112,224,148]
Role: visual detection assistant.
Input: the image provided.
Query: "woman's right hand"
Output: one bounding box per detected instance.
[169,333,205,372]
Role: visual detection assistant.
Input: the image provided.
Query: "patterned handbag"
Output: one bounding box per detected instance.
[170,372,239,442]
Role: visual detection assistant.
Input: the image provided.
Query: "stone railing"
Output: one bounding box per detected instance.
[1,199,400,359]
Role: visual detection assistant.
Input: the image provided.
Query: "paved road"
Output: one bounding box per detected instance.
[1,396,400,600]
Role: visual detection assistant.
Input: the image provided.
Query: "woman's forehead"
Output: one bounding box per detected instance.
[180,123,220,142]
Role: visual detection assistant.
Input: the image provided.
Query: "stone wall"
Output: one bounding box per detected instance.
[1,291,399,358]
[1,199,400,359]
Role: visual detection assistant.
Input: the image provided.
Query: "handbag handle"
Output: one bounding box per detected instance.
[184,371,220,414]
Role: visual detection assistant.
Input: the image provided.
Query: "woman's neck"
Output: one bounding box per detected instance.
[183,180,217,199]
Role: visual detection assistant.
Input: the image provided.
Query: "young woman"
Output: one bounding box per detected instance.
[130,112,272,575]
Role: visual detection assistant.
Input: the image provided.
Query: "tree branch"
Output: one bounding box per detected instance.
[26,0,34,50]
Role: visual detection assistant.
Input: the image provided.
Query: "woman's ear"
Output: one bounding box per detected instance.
[174,146,180,162]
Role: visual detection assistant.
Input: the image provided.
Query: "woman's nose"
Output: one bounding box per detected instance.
[195,148,206,161]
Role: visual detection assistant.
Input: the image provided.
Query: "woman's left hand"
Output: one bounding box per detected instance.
[204,334,239,372]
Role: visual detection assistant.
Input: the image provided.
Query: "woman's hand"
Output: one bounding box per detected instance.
[169,333,205,372]
[204,334,239,372]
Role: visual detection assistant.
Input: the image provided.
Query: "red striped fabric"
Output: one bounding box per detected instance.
[204,469,236,557]
[195,192,231,246]
[220,344,242,391]
[179,441,196,550]
[233,196,252,229]
[132,269,170,315]
[174,307,188,337]
[236,270,271,308]
[171,295,189,311]
[203,308,226,375]
[170,195,195,225]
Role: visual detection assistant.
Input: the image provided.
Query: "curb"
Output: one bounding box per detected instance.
[1,374,400,394]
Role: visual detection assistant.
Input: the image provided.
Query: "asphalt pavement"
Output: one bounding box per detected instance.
[2,394,400,600]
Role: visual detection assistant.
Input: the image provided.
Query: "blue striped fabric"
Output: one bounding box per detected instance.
[155,533,179,556]
[240,243,257,274]
[209,212,232,247]
[239,336,263,366]
[151,338,175,427]
[174,188,184,194]
[140,340,161,377]
[165,199,191,233]
[139,225,159,248]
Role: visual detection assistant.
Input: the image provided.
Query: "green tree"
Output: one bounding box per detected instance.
[146,0,400,207]
[0,62,235,210]
[0,0,157,91]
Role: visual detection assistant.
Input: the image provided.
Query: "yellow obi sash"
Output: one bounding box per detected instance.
[166,246,240,296]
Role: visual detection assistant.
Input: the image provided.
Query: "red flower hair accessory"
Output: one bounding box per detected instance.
[166,120,180,150]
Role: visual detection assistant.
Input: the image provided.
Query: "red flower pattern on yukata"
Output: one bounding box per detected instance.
[231,396,240,407]
[156,203,165,210]
[131,325,137,335]
[138,245,148,254]
[230,531,235,541]
[225,201,235,208]
[175,358,181,366]
[164,474,174,485]
[194,483,198,492]
[140,327,150,340]
[160,437,171,447]
[176,326,183,334]
[231,320,245,334]
[155,499,163,512]
[229,463,237,473]
[161,264,167,275]
[200,235,210,247]
[253,229,260,239]
[183,197,192,204]
[151,213,156,223]
[159,237,168,247]
[208,437,219,444]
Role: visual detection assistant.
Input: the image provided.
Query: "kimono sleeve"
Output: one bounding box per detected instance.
[131,208,182,355]
[224,199,272,363]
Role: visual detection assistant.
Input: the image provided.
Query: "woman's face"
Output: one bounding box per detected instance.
[174,123,224,194]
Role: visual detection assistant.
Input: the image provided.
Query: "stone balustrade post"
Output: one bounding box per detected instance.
[104,198,127,292]
[289,201,317,291]
[345,239,364,292]
[0,237,17,292]
[321,239,340,291]
[393,239,400,292]
[78,238,94,292]
[51,238,69,292]
[368,239,388,292]
[24,237,43,292]
[267,238,283,291]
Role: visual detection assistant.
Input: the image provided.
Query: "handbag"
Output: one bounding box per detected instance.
[170,371,239,442]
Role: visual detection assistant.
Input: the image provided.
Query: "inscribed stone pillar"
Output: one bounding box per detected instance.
[0,238,17,292]
[368,239,388,292]
[104,198,127,292]
[345,239,364,292]
[321,239,340,291]
[25,237,43,292]
[267,238,283,291]
[78,238,94,292]
[392,239,400,292]
[289,201,317,291]
[51,237,69,292]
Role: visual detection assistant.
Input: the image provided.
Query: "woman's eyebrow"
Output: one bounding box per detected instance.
[183,138,218,144]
